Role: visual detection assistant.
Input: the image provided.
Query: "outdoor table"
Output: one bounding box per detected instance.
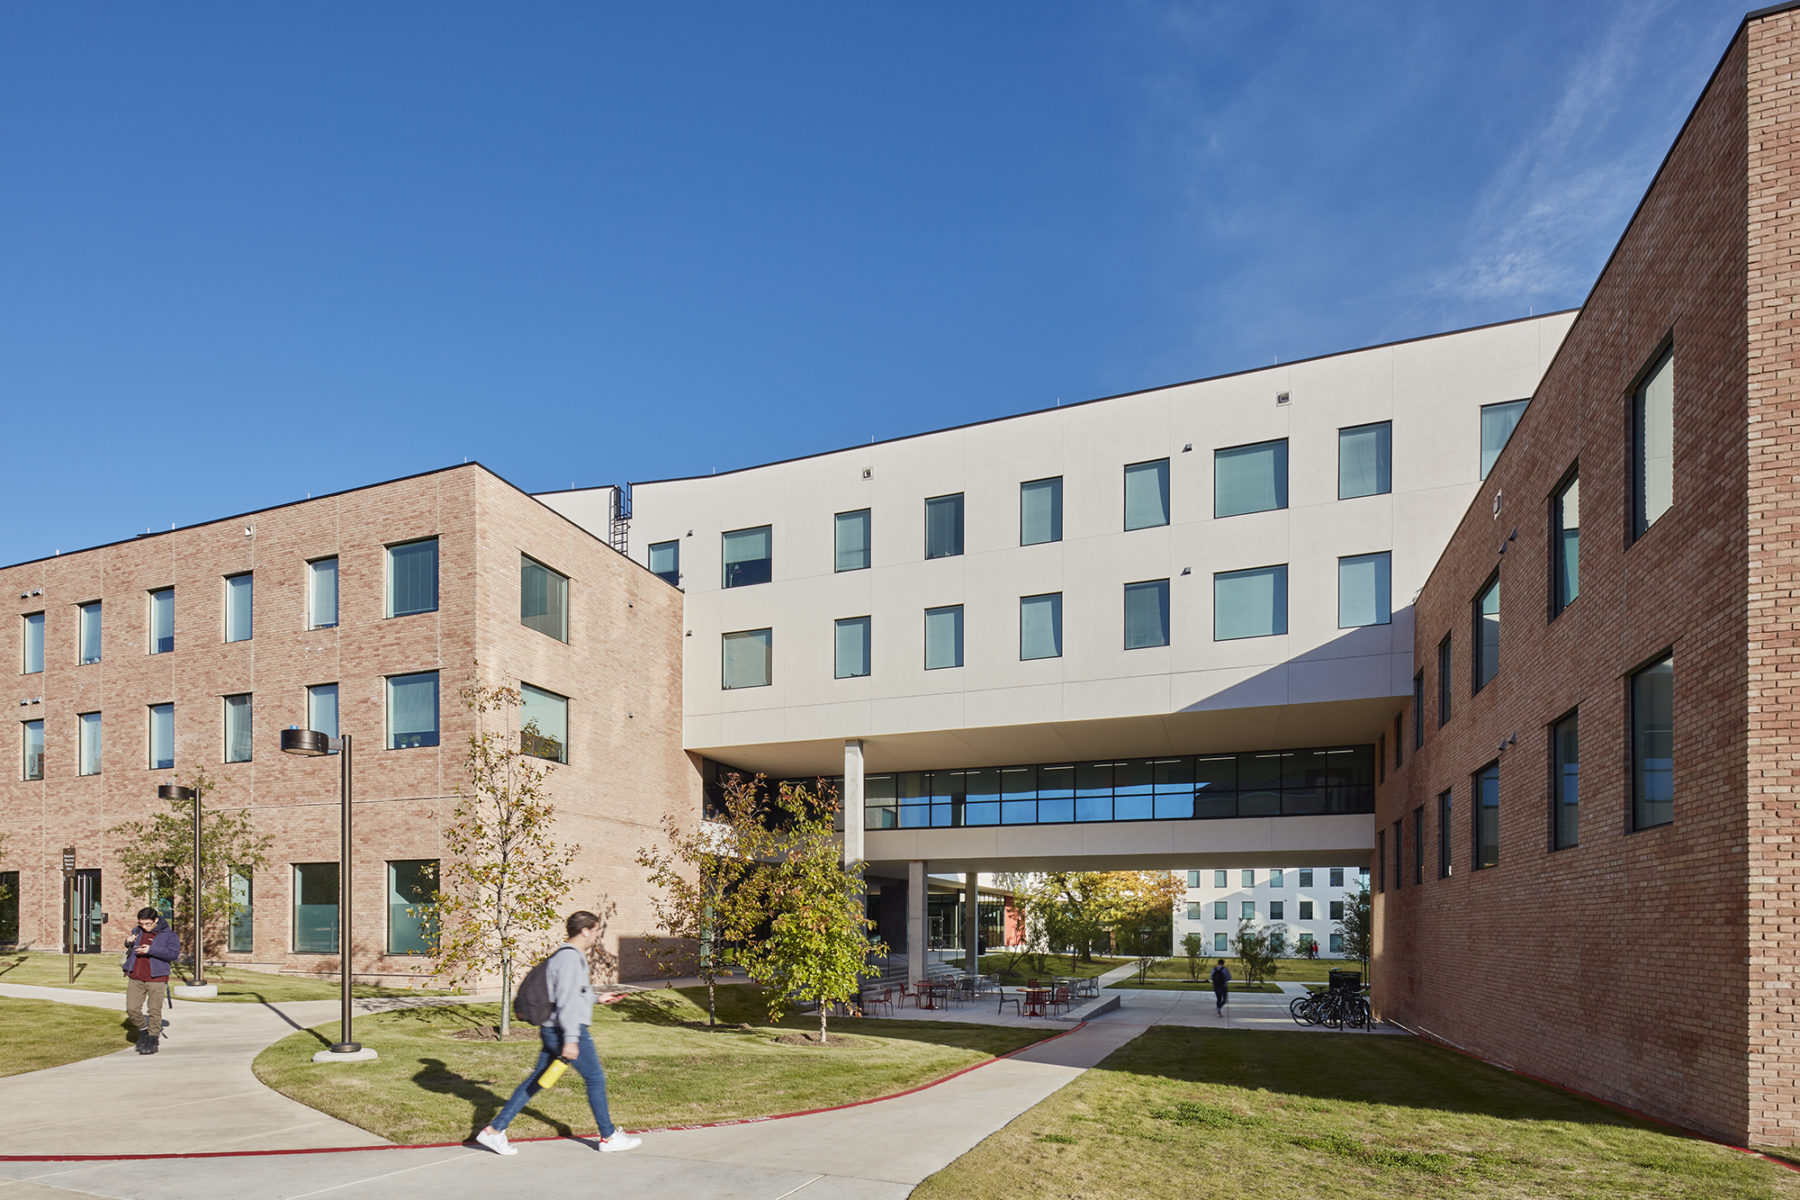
[916,980,941,1010]
[1023,987,1051,1017]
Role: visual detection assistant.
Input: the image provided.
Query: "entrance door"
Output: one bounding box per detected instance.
[65,869,103,953]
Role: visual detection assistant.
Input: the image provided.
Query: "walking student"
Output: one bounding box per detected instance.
[475,911,639,1156]
[122,907,180,1054]
[1210,957,1232,1016]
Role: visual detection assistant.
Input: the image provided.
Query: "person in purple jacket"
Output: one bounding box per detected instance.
[121,907,181,1054]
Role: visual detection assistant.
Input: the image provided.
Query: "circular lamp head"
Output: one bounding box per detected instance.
[280,728,332,757]
[157,785,195,801]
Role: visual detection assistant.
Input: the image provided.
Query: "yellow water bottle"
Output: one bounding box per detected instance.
[537,1059,569,1088]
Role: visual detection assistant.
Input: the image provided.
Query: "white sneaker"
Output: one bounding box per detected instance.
[475,1127,517,1156]
[597,1131,641,1153]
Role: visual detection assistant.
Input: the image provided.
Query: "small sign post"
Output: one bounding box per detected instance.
[62,847,76,983]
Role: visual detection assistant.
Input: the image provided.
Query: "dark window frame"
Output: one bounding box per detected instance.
[1472,571,1499,694]
[1550,464,1580,620]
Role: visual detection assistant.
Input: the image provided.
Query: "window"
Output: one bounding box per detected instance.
[307,684,339,745]
[1186,902,1203,920]
[1124,580,1170,649]
[307,559,338,630]
[1437,635,1453,726]
[1413,672,1425,749]
[78,601,102,664]
[722,525,772,587]
[925,494,964,559]
[834,617,871,679]
[1338,422,1392,499]
[521,556,569,641]
[1473,574,1499,692]
[1438,789,1453,878]
[22,612,43,674]
[224,574,253,643]
[1241,901,1256,919]
[1213,869,1227,887]
[386,538,439,616]
[1330,900,1344,921]
[1378,734,1385,784]
[1391,820,1403,888]
[1376,831,1385,891]
[1633,348,1674,540]
[1412,806,1424,885]
[1552,473,1579,617]
[149,588,175,654]
[1299,900,1313,920]
[1270,869,1284,887]
[1632,655,1673,829]
[722,629,773,689]
[1551,710,1580,849]
[1186,870,1201,888]
[0,871,15,944]
[1480,399,1528,479]
[228,868,253,954]
[77,711,101,776]
[1214,932,1228,952]
[835,510,871,572]
[23,720,43,781]
[148,704,174,770]
[1298,868,1313,887]
[1241,869,1254,887]
[521,684,568,763]
[293,862,338,954]
[924,605,963,670]
[1020,593,1062,661]
[1330,933,1344,954]
[1338,552,1391,628]
[386,671,440,749]
[388,859,438,955]
[1020,478,1062,545]
[648,540,680,586]
[1473,761,1499,869]
[1124,459,1170,530]
[224,694,253,763]
[1393,715,1403,769]
[1214,565,1287,640]
[150,868,176,921]
[1212,900,1227,919]
[1215,439,1288,517]
[1270,900,1284,920]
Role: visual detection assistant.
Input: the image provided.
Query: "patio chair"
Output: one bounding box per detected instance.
[1047,985,1072,1017]
[996,987,1021,1016]
[863,987,894,1016]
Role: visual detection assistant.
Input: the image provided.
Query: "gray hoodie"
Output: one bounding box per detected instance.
[544,943,595,1046]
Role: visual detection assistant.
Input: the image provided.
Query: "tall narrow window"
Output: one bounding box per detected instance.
[78,711,101,776]
[521,684,569,763]
[835,510,871,572]
[22,612,43,674]
[224,694,253,763]
[1215,440,1288,517]
[1412,806,1424,885]
[834,617,871,679]
[78,601,102,664]
[1124,459,1170,530]
[1632,654,1673,829]
[1437,635,1453,726]
[925,495,964,559]
[293,862,339,954]
[1413,672,1425,748]
[386,671,440,749]
[224,574,253,643]
[1473,574,1499,692]
[1633,348,1674,540]
[228,868,253,953]
[149,589,175,654]
[1214,565,1288,640]
[1020,478,1062,545]
[924,605,963,670]
[1019,593,1062,661]
[520,556,569,641]
[307,684,339,743]
[386,539,439,616]
[1480,399,1528,479]
[1473,761,1499,868]
[1438,789,1453,878]
[1552,473,1579,617]
[647,540,680,586]
[1338,422,1391,499]
[1552,709,1579,849]
[148,704,174,770]
[1338,552,1392,628]
[388,859,438,954]
[1124,580,1170,649]
[1392,820,1403,887]
[1376,829,1385,892]
[721,629,773,689]
[23,719,44,781]
[308,559,338,630]
[722,526,773,587]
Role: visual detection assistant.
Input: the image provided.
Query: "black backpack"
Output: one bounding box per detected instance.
[513,945,577,1026]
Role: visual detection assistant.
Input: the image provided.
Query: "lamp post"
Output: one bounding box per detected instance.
[280,726,370,1059]
[156,782,209,994]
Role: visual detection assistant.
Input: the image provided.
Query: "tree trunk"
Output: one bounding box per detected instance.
[706,977,716,1028]
[499,958,513,1040]
[819,1001,828,1045]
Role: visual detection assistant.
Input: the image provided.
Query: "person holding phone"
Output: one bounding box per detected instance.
[121,907,181,1054]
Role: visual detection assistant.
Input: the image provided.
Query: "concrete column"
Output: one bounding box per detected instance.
[908,860,927,989]
[842,739,865,867]
[964,872,979,976]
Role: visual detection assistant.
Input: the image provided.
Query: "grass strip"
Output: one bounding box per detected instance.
[0,952,453,1004]
[0,997,137,1077]
[1107,979,1283,993]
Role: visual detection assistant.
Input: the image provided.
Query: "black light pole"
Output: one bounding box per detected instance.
[281,727,360,1054]
[156,783,202,986]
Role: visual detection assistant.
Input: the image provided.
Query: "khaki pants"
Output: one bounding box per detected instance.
[126,977,166,1036]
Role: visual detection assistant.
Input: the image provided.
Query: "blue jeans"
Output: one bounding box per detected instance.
[491,1024,615,1139]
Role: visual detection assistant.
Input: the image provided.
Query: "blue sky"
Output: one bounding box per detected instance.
[1,0,1750,566]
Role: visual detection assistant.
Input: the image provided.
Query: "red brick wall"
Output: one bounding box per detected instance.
[1377,24,1761,1140]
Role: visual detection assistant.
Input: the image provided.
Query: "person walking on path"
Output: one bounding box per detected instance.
[1210,958,1232,1016]
[122,907,180,1054]
[475,911,639,1157]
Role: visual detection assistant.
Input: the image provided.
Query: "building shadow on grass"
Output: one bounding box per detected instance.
[413,1057,572,1140]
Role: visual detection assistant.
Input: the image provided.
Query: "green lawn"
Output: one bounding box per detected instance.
[0,952,455,1004]
[974,953,1134,986]
[915,1026,1800,1200]
[0,996,137,1077]
[253,983,1055,1143]
[1150,955,1366,985]
[1108,978,1283,993]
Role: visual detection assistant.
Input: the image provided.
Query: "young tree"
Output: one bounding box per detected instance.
[107,767,271,967]
[429,674,581,1039]
[636,773,774,1027]
[1180,932,1206,981]
[1230,919,1289,987]
[1336,887,1372,976]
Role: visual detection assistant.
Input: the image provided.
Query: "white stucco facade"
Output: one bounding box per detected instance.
[1174,864,1370,959]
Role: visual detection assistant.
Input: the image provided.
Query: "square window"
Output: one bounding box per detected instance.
[78,601,102,663]
[1552,710,1579,849]
[1338,553,1392,628]
[1299,900,1313,920]
[387,539,439,617]
[924,605,963,670]
[1214,932,1228,952]
[1019,593,1062,660]
[224,574,253,643]
[1241,901,1255,919]
[1241,869,1254,887]
[22,612,43,674]
[149,589,175,654]
[1020,478,1062,545]
[1269,868,1284,887]
[148,704,174,770]
[1186,902,1203,921]
[23,719,44,781]
[307,559,338,630]
[1338,422,1391,499]
[1186,870,1201,888]
[723,526,773,587]
[648,539,680,586]
[1214,565,1287,640]
[1124,459,1170,530]
[1330,933,1344,954]
[1480,400,1528,479]
[1633,349,1674,540]
[1473,574,1499,692]
[1124,580,1170,649]
[925,495,964,559]
[1330,900,1344,921]
[835,510,871,572]
[722,629,773,689]
[1215,440,1287,517]
[77,711,101,776]
[224,694,253,763]
[293,862,339,954]
[386,671,441,749]
[520,555,569,642]
[1329,868,1343,888]
[1212,900,1227,919]
[834,616,871,679]
[307,684,339,744]
[521,684,568,763]
[1270,900,1284,920]
[1298,868,1313,887]
[1552,472,1580,617]
[1213,869,1227,888]
[1632,655,1673,829]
